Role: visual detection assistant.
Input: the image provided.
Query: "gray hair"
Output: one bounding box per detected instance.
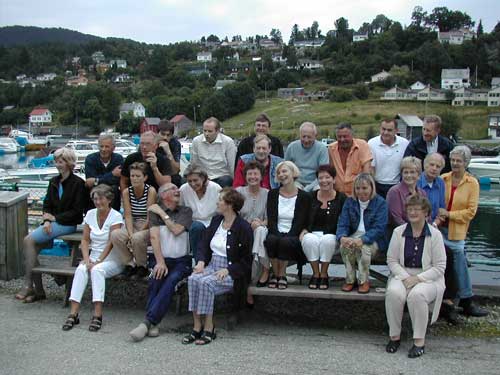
[183,163,209,182]
[299,121,317,135]
[450,145,472,167]
[53,147,77,169]
[335,122,353,133]
[90,184,114,202]
[253,134,271,147]
[423,152,445,170]
[98,133,115,146]
[400,156,422,174]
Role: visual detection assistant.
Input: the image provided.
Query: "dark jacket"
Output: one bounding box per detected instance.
[43,172,86,226]
[306,190,347,234]
[85,151,123,210]
[235,134,284,168]
[267,188,311,236]
[404,135,454,173]
[336,194,388,251]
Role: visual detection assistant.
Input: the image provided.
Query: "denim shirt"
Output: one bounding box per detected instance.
[240,153,283,189]
[417,173,445,222]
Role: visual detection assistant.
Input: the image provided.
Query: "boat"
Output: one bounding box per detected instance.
[9,130,47,151]
[114,139,137,157]
[65,140,99,163]
[0,137,21,154]
[468,155,500,184]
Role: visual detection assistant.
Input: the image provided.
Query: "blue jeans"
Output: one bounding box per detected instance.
[29,222,77,244]
[146,256,192,325]
[189,221,206,263]
[441,228,473,299]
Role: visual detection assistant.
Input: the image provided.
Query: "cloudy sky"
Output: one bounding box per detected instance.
[1,0,498,44]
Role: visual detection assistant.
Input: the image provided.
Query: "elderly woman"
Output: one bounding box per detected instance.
[438,145,488,317]
[265,161,311,290]
[235,161,270,289]
[183,188,253,345]
[179,164,222,262]
[62,185,124,332]
[385,195,446,358]
[337,173,388,293]
[387,156,426,229]
[417,153,446,226]
[15,147,86,303]
[300,165,346,290]
[112,162,157,279]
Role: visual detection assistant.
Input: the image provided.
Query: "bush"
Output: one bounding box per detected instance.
[352,84,369,100]
[438,110,462,138]
[374,113,382,121]
[328,88,353,102]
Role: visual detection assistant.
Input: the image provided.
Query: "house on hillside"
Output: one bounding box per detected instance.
[197,52,212,62]
[491,77,500,88]
[92,51,105,63]
[110,59,127,69]
[371,70,391,83]
[488,87,500,107]
[214,79,235,90]
[119,102,145,119]
[96,62,110,74]
[441,68,470,89]
[277,87,305,99]
[113,73,131,83]
[29,107,53,126]
[417,86,447,101]
[36,73,57,81]
[488,113,500,139]
[139,117,161,133]
[353,32,369,42]
[272,53,287,64]
[395,114,423,140]
[294,39,326,48]
[438,28,475,45]
[410,81,426,90]
[381,86,419,101]
[259,39,281,50]
[452,87,489,106]
[298,59,323,70]
[66,75,88,87]
[170,114,193,136]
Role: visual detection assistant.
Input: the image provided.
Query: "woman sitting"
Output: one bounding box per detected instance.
[62,185,124,332]
[183,188,253,345]
[111,162,157,279]
[15,147,86,303]
[385,195,446,358]
[300,165,346,290]
[337,173,388,293]
[235,161,269,290]
[387,156,426,229]
[179,164,221,262]
[265,161,311,290]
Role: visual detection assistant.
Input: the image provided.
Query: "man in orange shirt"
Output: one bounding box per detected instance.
[328,123,373,196]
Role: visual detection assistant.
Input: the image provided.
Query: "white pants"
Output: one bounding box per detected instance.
[385,270,438,339]
[301,233,337,262]
[69,255,123,303]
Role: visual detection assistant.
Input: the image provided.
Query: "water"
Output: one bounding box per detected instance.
[2,152,500,285]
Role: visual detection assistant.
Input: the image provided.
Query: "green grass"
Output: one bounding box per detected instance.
[222,97,495,141]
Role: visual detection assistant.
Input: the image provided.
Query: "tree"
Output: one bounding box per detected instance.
[371,14,392,34]
[116,112,140,134]
[270,29,283,44]
[206,34,219,42]
[310,21,320,39]
[438,110,462,137]
[200,91,229,120]
[352,84,369,99]
[328,88,353,102]
[289,24,302,44]
[335,17,350,39]
[424,7,474,32]
[477,20,484,37]
[410,6,427,29]
[286,46,298,68]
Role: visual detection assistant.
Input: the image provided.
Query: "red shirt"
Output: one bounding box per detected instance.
[232,158,271,189]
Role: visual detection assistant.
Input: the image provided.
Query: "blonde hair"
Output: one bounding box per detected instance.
[53,147,77,169]
[400,156,422,174]
[353,173,377,200]
[275,161,300,183]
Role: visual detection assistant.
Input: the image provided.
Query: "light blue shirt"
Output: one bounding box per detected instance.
[285,140,329,187]
[417,173,445,221]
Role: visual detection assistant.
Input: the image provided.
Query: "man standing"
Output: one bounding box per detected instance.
[368,119,409,198]
[404,115,454,173]
[285,122,329,191]
[328,123,372,196]
[156,120,182,187]
[85,134,123,210]
[121,131,173,192]
[233,134,283,189]
[235,113,284,163]
[190,117,236,187]
[129,183,193,342]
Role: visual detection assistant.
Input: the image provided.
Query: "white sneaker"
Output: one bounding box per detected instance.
[129,323,148,342]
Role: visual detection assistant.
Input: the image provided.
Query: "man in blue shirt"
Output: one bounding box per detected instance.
[417,152,446,226]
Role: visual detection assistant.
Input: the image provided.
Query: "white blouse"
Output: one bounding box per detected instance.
[84,208,123,261]
[210,222,228,257]
[180,181,221,227]
[355,200,370,234]
[277,194,297,233]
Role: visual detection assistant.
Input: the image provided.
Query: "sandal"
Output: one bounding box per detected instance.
[308,277,319,289]
[195,328,216,345]
[88,316,103,332]
[408,345,425,358]
[15,288,34,301]
[62,313,80,331]
[277,276,288,290]
[182,329,202,344]
[256,276,269,288]
[385,339,400,353]
[319,277,330,290]
[24,292,46,304]
[267,275,278,289]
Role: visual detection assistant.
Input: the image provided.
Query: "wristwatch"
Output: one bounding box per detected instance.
[164,215,170,221]
[94,178,99,186]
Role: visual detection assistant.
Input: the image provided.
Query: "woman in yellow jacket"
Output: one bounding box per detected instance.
[439,145,488,318]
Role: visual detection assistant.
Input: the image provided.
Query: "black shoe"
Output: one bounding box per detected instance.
[130,266,148,280]
[408,345,425,358]
[459,298,489,317]
[440,303,460,325]
[118,265,137,279]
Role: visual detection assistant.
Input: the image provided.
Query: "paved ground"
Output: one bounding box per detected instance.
[1,293,499,375]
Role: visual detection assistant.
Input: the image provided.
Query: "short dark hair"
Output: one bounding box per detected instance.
[243,160,265,179]
[405,195,432,216]
[158,120,174,133]
[129,162,147,176]
[381,118,397,128]
[316,164,336,179]
[220,187,245,213]
[336,122,353,132]
[255,113,271,127]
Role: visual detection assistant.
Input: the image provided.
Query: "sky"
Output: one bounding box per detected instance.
[0,0,498,45]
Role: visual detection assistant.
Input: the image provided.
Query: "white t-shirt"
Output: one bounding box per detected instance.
[368,135,409,185]
[277,194,297,233]
[84,208,123,261]
[180,180,221,227]
[210,222,228,257]
[355,200,369,234]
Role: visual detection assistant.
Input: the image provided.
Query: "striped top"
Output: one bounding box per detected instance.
[129,184,150,220]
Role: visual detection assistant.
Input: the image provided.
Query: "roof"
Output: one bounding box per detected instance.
[396,114,423,128]
[142,117,161,125]
[492,77,500,86]
[120,102,143,112]
[215,79,236,88]
[30,107,50,116]
[441,69,469,79]
[170,114,190,123]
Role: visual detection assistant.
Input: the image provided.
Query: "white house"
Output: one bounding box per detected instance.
[272,53,287,64]
[395,114,423,140]
[36,73,57,81]
[353,33,369,42]
[197,52,212,62]
[417,86,447,102]
[488,113,500,139]
[491,77,500,88]
[119,102,145,119]
[441,68,470,89]
[29,107,53,126]
[214,80,235,90]
[452,87,489,106]
[91,51,105,63]
[298,59,324,70]
[381,86,419,101]
[113,73,131,83]
[294,39,326,48]
[66,75,88,87]
[110,59,127,69]
[371,70,391,83]
[410,81,426,90]
[438,28,475,45]
[488,87,500,107]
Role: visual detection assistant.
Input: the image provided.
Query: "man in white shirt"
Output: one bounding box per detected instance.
[190,117,237,187]
[368,119,409,198]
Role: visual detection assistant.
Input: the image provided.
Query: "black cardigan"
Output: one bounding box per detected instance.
[266,188,311,236]
[404,134,454,173]
[43,172,87,226]
[306,190,347,234]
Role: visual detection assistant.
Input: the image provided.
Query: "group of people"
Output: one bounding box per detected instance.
[14,113,488,357]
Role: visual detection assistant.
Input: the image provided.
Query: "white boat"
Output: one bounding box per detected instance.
[114,139,137,157]
[0,166,85,182]
[468,155,500,183]
[0,137,21,153]
[65,140,99,163]
[9,130,47,151]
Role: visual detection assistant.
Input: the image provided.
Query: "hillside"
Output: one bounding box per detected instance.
[0,26,102,46]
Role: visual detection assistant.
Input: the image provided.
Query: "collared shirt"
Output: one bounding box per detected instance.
[191,133,237,180]
[328,138,373,196]
[426,137,439,154]
[403,223,431,268]
[284,140,329,187]
[417,173,445,221]
[387,182,427,227]
[179,180,221,226]
[368,135,409,185]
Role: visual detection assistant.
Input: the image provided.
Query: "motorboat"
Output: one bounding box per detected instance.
[65,140,99,163]
[114,139,137,157]
[468,155,500,183]
[10,130,47,151]
[0,137,21,154]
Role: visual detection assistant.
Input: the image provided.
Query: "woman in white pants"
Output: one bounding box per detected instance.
[62,185,124,332]
[385,195,446,358]
[300,165,346,290]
